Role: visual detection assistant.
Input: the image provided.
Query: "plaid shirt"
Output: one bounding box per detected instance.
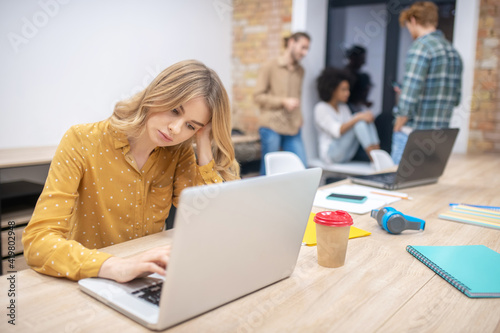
[395,30,462,129]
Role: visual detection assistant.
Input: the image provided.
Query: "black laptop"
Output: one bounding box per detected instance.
[351,128,459,190]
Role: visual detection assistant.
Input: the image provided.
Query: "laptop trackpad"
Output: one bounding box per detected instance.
[79,274,164,325]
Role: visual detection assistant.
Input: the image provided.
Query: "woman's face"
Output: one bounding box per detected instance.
[333,80,350,103]
[145,96,211,147]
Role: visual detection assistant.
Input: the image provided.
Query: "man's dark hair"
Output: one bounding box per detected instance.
[316,67,352,102]
[283,32,311,48]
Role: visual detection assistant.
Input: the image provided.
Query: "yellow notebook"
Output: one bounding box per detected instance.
[302,213,371,246]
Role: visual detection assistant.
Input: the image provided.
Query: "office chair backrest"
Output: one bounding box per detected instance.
[265,151,306,175]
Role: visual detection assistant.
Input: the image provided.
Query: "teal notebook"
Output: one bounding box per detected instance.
[406,245,500,298]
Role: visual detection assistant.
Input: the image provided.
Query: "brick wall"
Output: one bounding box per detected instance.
[469,0,500,152]
[232,0,293,134]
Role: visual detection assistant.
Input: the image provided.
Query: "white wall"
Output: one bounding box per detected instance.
[450,0,480,153]
[0,0,233,149]
[292,0,328,162]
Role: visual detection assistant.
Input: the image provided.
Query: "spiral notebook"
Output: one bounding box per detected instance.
[406,245,500,298]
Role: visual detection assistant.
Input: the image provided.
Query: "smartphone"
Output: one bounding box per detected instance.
[391,81,401,89]
[326,193,367,204]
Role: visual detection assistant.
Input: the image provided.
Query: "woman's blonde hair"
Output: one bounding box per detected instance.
[109,59,240,181]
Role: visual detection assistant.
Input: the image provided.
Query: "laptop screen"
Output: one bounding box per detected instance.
[395,128,459,184]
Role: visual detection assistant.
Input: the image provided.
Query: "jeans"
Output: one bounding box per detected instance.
[327,121,379,163]
[259,127,307,175]
[391,131,409,164]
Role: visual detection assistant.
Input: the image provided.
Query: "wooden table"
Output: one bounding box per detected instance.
[0,146,57,169]
[1,154,499,332]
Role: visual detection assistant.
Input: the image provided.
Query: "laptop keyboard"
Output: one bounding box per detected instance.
[131,281,163,306]
[366,172,396,183]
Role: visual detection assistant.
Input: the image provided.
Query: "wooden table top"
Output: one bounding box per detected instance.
[0,134,260,168]
[0,146,57,169]
[1,153,499,332]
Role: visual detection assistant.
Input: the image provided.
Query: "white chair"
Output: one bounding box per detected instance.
[370,149,395,172]
[264,151,305,175]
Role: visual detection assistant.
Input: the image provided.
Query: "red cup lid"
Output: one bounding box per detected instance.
[314,210,353,227]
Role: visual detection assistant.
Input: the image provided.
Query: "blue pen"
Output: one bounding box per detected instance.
[449,203,500,211]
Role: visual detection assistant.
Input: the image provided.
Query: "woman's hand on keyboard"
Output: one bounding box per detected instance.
[98,245,171,283]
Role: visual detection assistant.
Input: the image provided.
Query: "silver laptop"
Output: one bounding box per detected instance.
[79,168,321,330]
[351,128,459,190]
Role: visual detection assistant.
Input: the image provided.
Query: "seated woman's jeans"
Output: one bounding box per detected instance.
[327,121,379,163]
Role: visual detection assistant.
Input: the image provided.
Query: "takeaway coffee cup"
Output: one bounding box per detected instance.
[314,210,353,268]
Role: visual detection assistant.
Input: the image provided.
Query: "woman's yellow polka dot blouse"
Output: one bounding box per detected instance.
[22,120,223,280]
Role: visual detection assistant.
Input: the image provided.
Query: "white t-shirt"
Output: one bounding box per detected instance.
[314,101,353,163]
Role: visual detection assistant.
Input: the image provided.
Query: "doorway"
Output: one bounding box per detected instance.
[325,0,457,153]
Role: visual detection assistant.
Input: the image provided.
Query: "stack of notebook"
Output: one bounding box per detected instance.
[439,204,500,230]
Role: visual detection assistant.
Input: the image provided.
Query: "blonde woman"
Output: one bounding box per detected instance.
[22,60,240,282]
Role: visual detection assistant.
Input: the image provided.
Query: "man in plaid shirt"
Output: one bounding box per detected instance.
[392,1,462,164]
